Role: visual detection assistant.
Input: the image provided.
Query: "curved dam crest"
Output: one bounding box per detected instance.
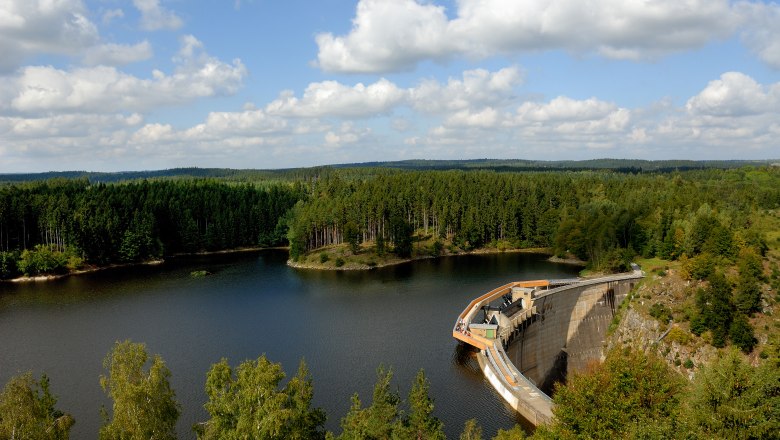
[453,267,644,425]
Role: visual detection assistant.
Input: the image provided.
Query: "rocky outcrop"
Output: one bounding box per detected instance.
[608,308,717,379]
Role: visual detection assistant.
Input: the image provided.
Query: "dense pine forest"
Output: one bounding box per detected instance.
[0,179,304,278]
[2,165,779,279]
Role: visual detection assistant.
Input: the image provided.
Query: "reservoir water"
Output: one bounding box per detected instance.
[0,250,579,439]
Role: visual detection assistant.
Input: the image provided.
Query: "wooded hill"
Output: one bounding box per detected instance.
[2,158,776,184]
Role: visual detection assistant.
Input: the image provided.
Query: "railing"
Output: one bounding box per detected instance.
[452,280,549,350]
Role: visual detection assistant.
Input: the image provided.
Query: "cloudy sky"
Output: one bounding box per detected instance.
[1,0,779,172]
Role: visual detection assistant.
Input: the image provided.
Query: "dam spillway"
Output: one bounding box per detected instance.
[452,266,644,426]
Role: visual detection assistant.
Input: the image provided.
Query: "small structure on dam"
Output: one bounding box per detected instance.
[452,266,644,426]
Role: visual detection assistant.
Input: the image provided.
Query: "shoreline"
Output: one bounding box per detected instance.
[2,246,285,283]
[286,247,577,271]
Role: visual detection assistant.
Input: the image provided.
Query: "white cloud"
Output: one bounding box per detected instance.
[266,79,407,118]
[3,37,246,115]
[514,97,621,122]
[315,0,453,73]
[132,0,183,31]
[315,0,764,73]
[102,8,124,25]
[2,113,140,139]
[686,72,780,117]
[410,67,523,113]
[3,66,779,171]
[324,122,370,147]
[83,41,153,66]
[737,1,780,69]
[0,0,99,72]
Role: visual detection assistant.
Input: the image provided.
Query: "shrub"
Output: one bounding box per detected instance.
[334,257,345,268]
[649,302,673,323]
[666,327,690,345]
[319,252,329,264]
[0,251,20,279]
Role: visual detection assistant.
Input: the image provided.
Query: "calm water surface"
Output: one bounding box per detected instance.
[0,250,579,439]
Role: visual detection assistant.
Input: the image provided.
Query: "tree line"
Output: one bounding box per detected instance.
[2,342,777,439]
[286,168,779,268]
[3,167,778,278]
[0,179,304,278]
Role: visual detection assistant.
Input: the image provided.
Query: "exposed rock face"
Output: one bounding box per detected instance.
[608,308,717,379]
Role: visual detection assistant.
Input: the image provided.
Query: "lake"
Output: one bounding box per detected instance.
[0,250,580,439]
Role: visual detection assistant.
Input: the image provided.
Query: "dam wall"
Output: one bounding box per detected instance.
[506,275,639,393]
[453,270,642,426]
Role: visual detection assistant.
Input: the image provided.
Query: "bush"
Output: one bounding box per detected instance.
[683,253,716,280]
[666,327,690,345]
[431,240,443,256]
[0,251,20,279]
[334,257,345,267]
[729,315,757,353]
[319,252,329,264]
[683,359,694,369]
[649,303,673,323]
[16,245,72,276]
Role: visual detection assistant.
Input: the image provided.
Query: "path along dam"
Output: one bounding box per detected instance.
[452,265,644,426]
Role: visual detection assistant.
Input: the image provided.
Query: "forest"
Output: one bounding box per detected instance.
[1,341,777,439]
[0,179,304,278]
[3,166,778,280]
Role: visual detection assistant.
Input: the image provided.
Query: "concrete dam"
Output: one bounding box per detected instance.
[452,266,643,426]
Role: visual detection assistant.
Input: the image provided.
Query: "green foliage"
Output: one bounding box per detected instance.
[198,357,325,440]
[3,167,779,275]
[683,350,780,438]
[344,221,360,254]
[0,373,74,440]
[0,251,20,279]
[320,252,330,263]
[375,233,386,256]
[0,180,303,270]
[682,252,717,280]
[334,367,399,440]
[492,425,526,440]
[431,240,443,257]
[734,277,762,316]
[390,215,413,258]
[99,340,180,440]
[395,370,445,440]
[665,326,690,345]
[335,257,345,267]
[737,247,765,281]
[729,315,757,353]
[16,245,76,276]
[543,347,684,439]
[649,302,673,323]
[459,419,482,440]
[693,272,734,347]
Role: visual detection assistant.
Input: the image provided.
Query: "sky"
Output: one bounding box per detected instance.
[1,0,779,172]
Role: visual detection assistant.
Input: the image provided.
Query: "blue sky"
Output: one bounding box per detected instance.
[1,0,779,172]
